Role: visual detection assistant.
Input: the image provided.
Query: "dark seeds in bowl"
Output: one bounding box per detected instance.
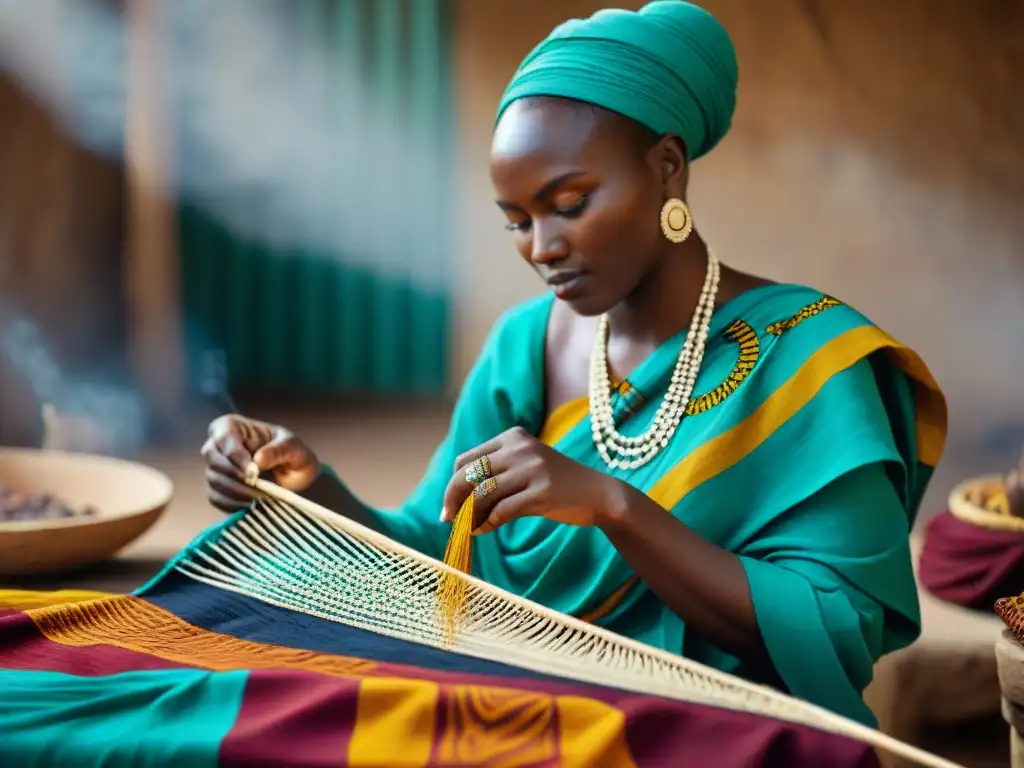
[0,487,99,522]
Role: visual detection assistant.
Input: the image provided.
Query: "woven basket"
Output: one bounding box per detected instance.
[948,473,1019,532]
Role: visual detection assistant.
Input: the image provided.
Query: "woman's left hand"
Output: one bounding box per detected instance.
[441,427,628,535]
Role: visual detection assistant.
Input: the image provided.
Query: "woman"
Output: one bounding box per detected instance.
[203,1,946,727]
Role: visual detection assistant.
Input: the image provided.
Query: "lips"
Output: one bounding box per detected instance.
[546,272,588,300]
[545,271,585,287]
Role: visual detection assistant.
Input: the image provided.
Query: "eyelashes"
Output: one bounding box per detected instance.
[556,193,590,218]
[504,193,591,233]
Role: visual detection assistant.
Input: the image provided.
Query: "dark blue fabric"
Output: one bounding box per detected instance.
[145,569,572,683]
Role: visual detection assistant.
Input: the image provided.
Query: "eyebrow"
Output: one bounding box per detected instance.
[495,171,587,210]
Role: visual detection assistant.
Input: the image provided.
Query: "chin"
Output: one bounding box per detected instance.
[557,293,613,317]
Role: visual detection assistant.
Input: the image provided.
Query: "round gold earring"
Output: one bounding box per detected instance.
[660,198,693,244]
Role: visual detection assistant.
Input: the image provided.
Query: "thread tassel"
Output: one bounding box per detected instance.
[437,492,475,644]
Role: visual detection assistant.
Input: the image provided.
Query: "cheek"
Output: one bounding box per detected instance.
[514,233,533,264]
[575,194,658,268]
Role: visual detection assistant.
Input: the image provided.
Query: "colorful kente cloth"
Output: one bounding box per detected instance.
[0,572,882,767]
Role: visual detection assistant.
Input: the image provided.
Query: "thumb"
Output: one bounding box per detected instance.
[252,434,302,473]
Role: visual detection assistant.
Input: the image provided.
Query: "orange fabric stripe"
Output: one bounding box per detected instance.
[649,326,947,510]
[27,594,639,765]
[27,595,380,677]
[436,686,560,765]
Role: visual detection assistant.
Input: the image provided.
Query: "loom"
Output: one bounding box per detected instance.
[154,470,968,768]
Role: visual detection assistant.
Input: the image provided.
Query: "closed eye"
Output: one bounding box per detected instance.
[502,194,590,233]
[555,193,590,218]
[504,218,530,233]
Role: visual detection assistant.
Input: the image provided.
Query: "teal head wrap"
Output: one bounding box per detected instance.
[496,1,739,161]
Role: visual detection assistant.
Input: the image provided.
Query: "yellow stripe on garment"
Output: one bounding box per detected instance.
[578,576,640,624]
[882,344,947,468]
[539,380,632,448]
[648,325,947,510]
[539,397,590,447]
[0,589,113,613]
[557,697,638,768]
[537,326,946,622]
[348,678,438,767]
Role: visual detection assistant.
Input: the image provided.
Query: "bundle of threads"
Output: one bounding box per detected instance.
[437,491,476,644]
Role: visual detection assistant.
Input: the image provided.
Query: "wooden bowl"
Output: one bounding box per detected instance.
[0,448,173,576]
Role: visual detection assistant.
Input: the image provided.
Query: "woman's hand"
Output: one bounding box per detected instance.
[201,414,320,512]
[440,427,628,535]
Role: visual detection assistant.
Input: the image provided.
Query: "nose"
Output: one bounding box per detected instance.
[529,220,570,267]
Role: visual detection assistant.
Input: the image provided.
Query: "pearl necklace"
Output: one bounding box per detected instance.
[589,249,721,470]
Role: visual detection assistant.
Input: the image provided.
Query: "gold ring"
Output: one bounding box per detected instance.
[465,456,493,486]
[474,477,498,500]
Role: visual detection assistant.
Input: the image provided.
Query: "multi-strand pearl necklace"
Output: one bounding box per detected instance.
[589,249,721,470]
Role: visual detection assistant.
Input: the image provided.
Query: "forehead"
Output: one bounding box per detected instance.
[490,98,639,185]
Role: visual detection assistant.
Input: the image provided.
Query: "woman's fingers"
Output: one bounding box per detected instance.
[441,455,531,532]
[452,435,506,474]
[469,469,531,531]
[206,447,247,483]
[203,429,257,511]
[442,448,508,523]
[218,434,255,473]
[205,468,254,506]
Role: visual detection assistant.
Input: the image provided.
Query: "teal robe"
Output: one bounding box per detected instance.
[353,284,947,726]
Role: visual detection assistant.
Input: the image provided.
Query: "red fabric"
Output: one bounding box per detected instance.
[919,509,1024,608]
[220,672,361,768]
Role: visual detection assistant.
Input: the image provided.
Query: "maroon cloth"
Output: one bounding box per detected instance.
[0,609,883,767]
[919,509,1024,608]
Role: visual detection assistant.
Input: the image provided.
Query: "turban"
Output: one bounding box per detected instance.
[496,1,739,161]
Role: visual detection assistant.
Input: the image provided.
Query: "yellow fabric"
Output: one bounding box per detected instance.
[349,678,438,766]
[557,697,638,768]
[0,589,113,612]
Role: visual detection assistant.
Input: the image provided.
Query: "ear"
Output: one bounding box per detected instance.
[649,135,689,199]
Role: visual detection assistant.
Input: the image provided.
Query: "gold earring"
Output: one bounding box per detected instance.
[660,198,692,244]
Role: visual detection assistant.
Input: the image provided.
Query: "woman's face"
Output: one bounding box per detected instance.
[489,98,672,316]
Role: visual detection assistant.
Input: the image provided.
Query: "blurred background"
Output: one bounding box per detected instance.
[0,0,1021,762]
